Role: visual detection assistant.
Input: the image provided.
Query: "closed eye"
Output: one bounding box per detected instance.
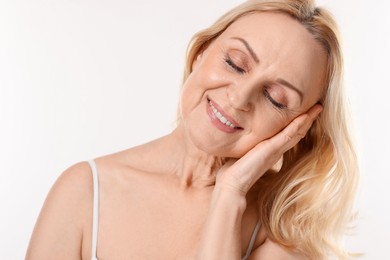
[263,89,287,109]
[224,55,246,74]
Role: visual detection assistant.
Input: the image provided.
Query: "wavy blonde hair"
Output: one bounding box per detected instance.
[181,0,358,259]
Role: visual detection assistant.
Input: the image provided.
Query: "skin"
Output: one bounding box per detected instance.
[26,12,327,260]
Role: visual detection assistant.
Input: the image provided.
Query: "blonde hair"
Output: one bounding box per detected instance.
[181,0,358,259]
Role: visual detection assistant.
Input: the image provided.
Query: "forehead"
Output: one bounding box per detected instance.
[218,12,327,105]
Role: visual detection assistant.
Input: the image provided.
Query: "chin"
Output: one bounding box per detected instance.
[187,128,252,159]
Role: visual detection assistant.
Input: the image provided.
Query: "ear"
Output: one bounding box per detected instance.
[191,51,204,71]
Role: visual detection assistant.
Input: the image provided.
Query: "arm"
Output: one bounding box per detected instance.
[196,185,246,259]
[196,105,322,259]
[25,162,92,260]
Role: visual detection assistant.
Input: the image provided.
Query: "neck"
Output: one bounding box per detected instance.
[149,125,224,190]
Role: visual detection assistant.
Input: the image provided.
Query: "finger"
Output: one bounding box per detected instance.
[216,104,322,193]
[269,103,323,153]
[219,105,322,178]
[234,104,322,172]
[307,103,323,121]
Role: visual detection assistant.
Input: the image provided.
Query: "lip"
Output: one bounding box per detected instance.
[206,97,243,133]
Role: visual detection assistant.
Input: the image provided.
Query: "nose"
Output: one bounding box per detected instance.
[226,82,256,112]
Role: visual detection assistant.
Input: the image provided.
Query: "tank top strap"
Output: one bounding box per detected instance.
[87,160,99,260]
[242,219,261,260]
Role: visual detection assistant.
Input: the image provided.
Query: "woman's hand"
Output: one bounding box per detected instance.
[196,105,322,259]
[215,104,323,196]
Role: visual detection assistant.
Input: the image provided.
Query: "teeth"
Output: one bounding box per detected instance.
[209,100,237,128]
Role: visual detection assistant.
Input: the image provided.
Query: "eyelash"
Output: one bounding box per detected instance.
[224,56,246,74]
[264,89,286,109]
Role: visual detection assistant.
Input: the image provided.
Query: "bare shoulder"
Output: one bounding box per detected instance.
[26,161,94,260]
[249,238,308,260]
[93,140,170,179]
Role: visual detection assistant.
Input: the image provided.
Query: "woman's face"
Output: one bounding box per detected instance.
[180,12,327,158]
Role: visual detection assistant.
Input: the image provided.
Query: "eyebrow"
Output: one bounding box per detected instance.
[231,37,259,63]
[276,78,304,104]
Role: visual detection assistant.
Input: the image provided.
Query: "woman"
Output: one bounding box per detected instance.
[26,0,358,259]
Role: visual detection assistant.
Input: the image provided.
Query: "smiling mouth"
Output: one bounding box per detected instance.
[208,98,243,130]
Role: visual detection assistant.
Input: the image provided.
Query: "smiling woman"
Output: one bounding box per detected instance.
[180,12,327,158]
[26,0,358,259]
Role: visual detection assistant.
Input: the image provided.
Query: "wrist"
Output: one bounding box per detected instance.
[211,184,247,212]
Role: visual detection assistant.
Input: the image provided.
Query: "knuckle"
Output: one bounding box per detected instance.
[284,134,294,143]
[291,122,301,133]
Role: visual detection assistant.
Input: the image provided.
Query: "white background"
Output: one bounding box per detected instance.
[0,0,389,259]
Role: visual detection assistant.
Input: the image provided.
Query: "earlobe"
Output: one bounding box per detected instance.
[192,52,203,71]
[192,40,213,71]
[197,52,203,60]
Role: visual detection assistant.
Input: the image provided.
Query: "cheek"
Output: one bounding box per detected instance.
[179,76,196,116]
[248,108,291,143]
[179,73,206,118]
[180,62,228,117]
